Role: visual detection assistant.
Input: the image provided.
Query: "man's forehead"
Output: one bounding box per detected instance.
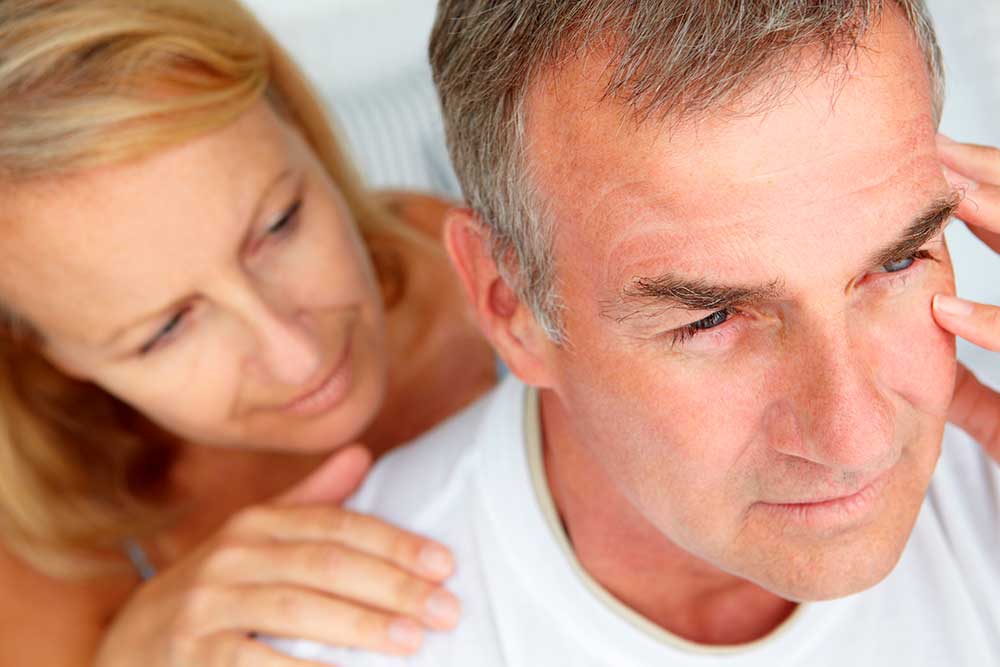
[522,11,941,300]
[523,0,936,225]
[529,78,934,226]
[541,108,942,290]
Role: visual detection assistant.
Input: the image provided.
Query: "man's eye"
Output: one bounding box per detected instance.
[670,308,733,346]
[882,256,916,273]
[691,309,731,331]
[266,200,302,236]
[879,249,935,274]
[139,308,188,356]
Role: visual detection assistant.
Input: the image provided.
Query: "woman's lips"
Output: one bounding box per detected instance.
[282,340,354,418]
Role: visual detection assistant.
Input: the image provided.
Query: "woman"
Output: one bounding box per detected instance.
[0,0,495,663]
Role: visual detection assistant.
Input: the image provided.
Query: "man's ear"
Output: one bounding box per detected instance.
[444,207,556,388]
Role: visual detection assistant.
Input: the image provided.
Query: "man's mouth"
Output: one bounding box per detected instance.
[755,468,892,531]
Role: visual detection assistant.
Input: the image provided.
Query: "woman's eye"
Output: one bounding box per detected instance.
[139,309,188,356]
[266,200,302,236]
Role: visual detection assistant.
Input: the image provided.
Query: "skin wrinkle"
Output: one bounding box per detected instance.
[580,131,941,331]
[512,6,959,642]
[432,0,946,338]
[603,191,958,330]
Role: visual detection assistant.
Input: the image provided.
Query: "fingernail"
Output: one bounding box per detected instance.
[388,618,424,649]
[425,590,461,625]
[418,544,453,578]
[934,294,974,317]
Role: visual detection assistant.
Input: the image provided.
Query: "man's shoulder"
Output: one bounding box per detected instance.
[929,424,1000,529]
[920,424,1000,590]
[347,383,500,527]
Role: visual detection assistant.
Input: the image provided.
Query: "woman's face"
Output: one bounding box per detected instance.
[0,102,389,452]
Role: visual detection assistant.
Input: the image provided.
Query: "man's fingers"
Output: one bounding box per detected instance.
[937,135,1000,185]
[933,295,1000,352]
[228,505,455,582]
[947,364,1000,463]
[937,136,1000,252]
[942,178,1000,250]
[967,219,1000,256]
[205,541,461,630]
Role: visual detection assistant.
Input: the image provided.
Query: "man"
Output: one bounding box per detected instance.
[279,1,999,663]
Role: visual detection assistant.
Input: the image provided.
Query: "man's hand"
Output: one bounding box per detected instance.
[932,135,1000,462]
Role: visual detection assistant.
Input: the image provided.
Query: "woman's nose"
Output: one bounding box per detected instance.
[252,308,324,388]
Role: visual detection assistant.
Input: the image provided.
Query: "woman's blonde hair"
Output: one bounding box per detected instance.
[0,0,402,577]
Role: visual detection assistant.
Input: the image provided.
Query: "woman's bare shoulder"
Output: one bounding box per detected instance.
[377,190,457,241]
[0,543,135,664]
[364,192,497,456]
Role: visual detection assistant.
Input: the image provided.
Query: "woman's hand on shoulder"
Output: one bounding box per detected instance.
[96,445,460,666]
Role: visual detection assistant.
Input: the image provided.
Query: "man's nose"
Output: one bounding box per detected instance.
[769,327,897,471]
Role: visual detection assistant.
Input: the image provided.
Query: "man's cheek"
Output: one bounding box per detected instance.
[864,291,957,417]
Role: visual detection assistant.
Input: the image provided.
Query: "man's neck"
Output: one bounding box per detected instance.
[538,388,797,645]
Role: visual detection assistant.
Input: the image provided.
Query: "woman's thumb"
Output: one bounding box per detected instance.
[276,444,373,506]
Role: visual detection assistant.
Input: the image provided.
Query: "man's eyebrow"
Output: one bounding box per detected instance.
[604,276,784,324]
[865,190,961,269]
[99,167,297,350]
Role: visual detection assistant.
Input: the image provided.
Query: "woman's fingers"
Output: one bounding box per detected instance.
[945,364,1000,464]
[196,633,342,667]
[230,506,455,582]
[206,541,461,630]
[276,445,373,507]
[933,295,1000,352]
[196,585,425,656]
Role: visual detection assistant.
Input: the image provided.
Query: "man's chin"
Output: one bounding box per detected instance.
[744,440,941,602]
[751,509,923,602]
[757,546,903,603]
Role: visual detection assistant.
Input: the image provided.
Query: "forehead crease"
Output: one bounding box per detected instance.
[572,127,934,262]
[600,143,939,264]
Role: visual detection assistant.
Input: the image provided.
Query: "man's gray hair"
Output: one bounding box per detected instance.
[430,0,943,341]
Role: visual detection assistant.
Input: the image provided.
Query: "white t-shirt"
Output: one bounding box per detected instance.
[271,375,1000,665]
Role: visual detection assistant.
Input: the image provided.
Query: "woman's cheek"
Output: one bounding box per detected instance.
[97,343,242,445]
